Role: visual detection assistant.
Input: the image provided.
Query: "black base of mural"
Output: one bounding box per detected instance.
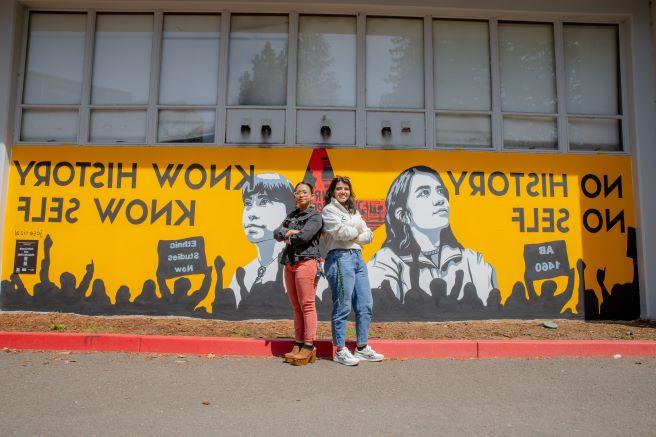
[0,228,641,322]
[580,227,641,321]
[368,282,578,322]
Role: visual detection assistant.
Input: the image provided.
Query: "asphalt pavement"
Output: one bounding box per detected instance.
[0,351,655,436]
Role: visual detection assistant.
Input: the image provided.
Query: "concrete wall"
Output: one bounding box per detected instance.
[0,0,22,296]
[630,0,656,319]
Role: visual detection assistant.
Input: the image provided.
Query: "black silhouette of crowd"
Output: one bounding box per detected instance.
[580,227,641,320]
[0,229,641,321]
[1,235,214,317]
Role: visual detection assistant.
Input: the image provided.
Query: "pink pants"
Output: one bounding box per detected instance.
[284,259,318,342]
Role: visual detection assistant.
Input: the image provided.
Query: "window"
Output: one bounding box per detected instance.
[564,24,621,151]
[434,20,491,148]
[297,15,356,107]
[90,110,147,143]
[16,11,626,152]
[366,17,424,109]
[90,13,153,143]
[158,109,215,143]
[91,14,153,105]
[21,110,78,143]
[227,15,288,106]
[158,14,220,143]
[159,15,220,106]
[23,13,86,105]
[499,22,557,150]
[20,12,85,142]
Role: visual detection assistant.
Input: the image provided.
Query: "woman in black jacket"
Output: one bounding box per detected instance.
[274,181,323,365]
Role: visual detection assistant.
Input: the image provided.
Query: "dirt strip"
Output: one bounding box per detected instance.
[1,312,655,340]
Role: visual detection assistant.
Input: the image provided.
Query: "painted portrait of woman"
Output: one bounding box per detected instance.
[368,165,498,305]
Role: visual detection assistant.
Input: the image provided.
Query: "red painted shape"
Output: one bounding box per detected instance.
[355,199,386,230]
[303,147,386,230]
[477,340,656,358]
[304,148,334,210]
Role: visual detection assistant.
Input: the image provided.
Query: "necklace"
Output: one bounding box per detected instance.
[255,250,282,283]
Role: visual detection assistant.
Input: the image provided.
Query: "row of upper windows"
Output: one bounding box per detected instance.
[17,11,624,152]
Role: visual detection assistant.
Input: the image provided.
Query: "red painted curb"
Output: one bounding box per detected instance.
[1,332,656,359]
[140,335,274,356]
[369,339,477,359]
[477,340,656,358]
[0,332,141,353]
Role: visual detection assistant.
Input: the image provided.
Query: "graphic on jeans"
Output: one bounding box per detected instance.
[325,250,373,348]
[320,175,377,352]
[0,146,640,321]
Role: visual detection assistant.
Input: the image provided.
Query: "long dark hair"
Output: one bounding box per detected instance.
[324,176,356,214]
[383,166,461,256]
[382,166,461,293]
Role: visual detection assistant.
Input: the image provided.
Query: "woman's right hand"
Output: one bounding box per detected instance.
[284,229,300,244]
[285,229,300,238]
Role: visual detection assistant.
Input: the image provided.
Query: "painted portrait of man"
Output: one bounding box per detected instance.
[228,172,295,308]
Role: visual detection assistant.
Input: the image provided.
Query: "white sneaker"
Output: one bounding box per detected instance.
[333,348,360,366]
[354,345,384,362]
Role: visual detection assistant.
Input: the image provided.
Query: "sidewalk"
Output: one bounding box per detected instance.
[3,352,655,436]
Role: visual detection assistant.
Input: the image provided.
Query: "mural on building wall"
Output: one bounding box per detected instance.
[0,146,640,321]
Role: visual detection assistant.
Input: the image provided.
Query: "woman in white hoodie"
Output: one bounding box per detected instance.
[322,176,384,366]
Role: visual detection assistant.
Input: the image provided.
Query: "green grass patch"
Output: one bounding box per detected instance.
[231,329,251,338]
[50,320,66,331]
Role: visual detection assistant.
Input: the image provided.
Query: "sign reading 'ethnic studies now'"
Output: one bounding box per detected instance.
[157,236,207,279]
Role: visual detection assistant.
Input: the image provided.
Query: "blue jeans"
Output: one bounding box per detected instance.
[325,249,373,347]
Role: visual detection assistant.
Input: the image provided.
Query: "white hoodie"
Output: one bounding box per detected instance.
[321,197,373,255]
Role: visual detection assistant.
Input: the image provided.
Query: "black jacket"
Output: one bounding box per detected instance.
[274,206,323,265]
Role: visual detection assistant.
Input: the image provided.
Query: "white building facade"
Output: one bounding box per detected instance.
[0,0,654,321]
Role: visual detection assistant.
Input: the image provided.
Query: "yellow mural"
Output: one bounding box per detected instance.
[0,146,637,320]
